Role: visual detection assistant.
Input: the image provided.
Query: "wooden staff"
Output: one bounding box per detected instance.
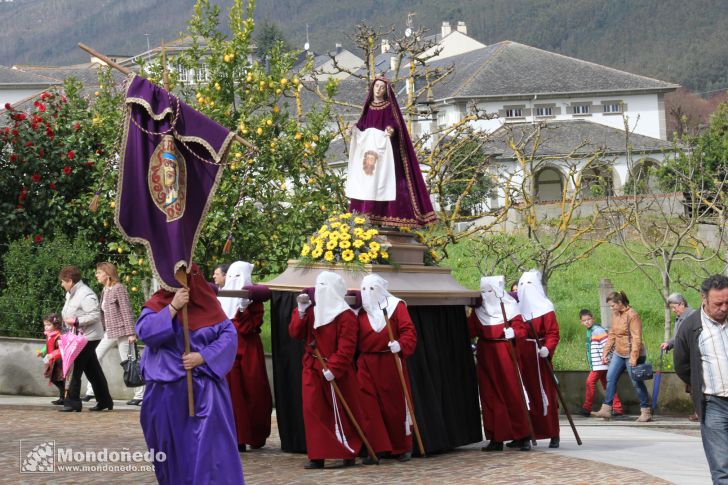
[380,304,426,456]
[309,342,379,464]
[524,317,582,445]
[175,268,195,417]
[77,42,255,150]
[496,296,537,447]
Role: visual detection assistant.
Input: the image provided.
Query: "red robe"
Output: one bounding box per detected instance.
[467,313,532,442]
[289,307,364,460]
[356,302,417,455]
[512,311,560,439]
[226,302,273,448]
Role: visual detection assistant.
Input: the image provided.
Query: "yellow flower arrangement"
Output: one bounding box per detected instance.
[299,212,391,267]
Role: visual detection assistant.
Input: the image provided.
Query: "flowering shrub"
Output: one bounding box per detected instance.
[299,212,390,267]
[0,79,104,246]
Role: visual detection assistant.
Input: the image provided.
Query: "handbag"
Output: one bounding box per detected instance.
[625,313,653,381]
[120,342,144,387]
[632,362,654,381]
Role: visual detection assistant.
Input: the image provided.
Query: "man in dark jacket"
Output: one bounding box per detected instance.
[674,274,728,485]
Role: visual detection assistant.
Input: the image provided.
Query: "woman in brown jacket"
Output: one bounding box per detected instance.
[593,291,652,422]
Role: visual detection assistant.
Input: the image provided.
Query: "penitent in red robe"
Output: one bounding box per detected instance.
[512,311,560,440]
[289,307,364,460]
[357,302,417,455]
[467,313,532,442]
[226,301,273,448]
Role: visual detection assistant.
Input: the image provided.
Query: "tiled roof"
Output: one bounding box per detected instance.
[0,65,61,86]
[485,120,676,158]
[428,41,679,100]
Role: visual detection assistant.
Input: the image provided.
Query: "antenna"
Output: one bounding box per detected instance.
[405,11,415,37]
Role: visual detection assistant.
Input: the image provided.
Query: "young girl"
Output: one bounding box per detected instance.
[38,313,65,405]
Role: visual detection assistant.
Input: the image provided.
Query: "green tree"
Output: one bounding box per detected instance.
[161,0,347,275]
[256,21,292,60]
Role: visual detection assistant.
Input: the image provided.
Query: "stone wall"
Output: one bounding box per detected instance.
[0,337,692,413]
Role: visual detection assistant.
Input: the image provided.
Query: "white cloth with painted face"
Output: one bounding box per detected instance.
[361,274,402,333]
[314,271,354,329]
[345,127,396,201]
[475,275,521,327]
[517,270,555,320]
[217,261,254,319]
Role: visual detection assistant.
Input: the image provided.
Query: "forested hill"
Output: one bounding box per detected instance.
[1,0,726,93]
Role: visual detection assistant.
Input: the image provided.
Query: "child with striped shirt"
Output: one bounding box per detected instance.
[576,309,624,416]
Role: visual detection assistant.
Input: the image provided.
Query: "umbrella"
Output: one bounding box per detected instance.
[651,349,665,413]
[59,329,88,379]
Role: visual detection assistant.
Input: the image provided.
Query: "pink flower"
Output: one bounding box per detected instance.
[72,122,81,131]
[49,182,56,190]
[63,165,72,175]
[25,141,33,147]
[4,103,12,110]
[67,150,75,160]
[31,173,41,183]
[9,154,16,162]
[34,234,42,244]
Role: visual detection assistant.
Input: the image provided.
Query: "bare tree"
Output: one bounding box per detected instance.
[466,122,621,292]
[602,116,728,340]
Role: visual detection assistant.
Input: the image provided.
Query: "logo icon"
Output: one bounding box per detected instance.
[20,440,55,473]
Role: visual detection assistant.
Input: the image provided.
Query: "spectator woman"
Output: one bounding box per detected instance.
[59,265,113,412]
[593,290,652,422]
[83,262,145,406]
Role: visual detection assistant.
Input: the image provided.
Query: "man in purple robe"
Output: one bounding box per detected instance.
[136,266,244,484]
[348,77,437,227]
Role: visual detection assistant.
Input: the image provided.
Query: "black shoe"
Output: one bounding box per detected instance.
[361,455,378,465]
[397,451,412,462]
[303,459,324,469]
[506,439,522,448]
[549,437,560,448]
[89,402,113,412]
[81,395,94,402]
[481,441,504,452]
[575,407,591,417]
[519,441,532,451]
[126,399,142,406]
[343,458,356,467]
[238,444,247,453]
[58,404,81,413]
[51,398,65,405]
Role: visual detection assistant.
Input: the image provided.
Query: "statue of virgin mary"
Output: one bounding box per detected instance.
[346,77,437,227]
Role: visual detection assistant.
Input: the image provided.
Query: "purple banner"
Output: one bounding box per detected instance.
[115,75,234,289]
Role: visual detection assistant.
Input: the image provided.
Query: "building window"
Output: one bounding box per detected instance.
[535,106,553,117]
[505,107,523,118]
[195,64,209,83]
[572,104,590,115]
[602,102,623,114]
[535,167,564,202]
[176,65,189,83]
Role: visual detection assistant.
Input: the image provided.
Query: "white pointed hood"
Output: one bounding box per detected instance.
[313,271,353,329]
[217,261,254,319]
[517,269,554,319]
[475,275,521,326]
[361,273,402,332]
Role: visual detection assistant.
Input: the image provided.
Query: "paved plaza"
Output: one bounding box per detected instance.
[0,396,710,484]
